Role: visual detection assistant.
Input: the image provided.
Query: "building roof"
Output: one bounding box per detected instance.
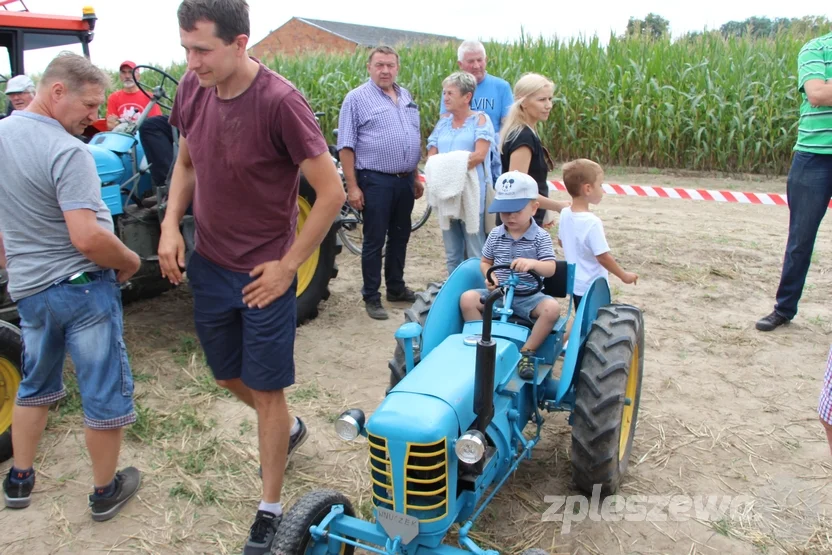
[296,17,459,47]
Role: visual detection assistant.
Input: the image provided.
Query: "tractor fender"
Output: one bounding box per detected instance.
[556,277,611,403]
[86,143,126,186]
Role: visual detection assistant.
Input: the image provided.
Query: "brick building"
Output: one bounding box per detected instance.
[249,17,459,59]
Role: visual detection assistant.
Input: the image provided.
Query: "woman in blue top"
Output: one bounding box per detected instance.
[426,71,496,275]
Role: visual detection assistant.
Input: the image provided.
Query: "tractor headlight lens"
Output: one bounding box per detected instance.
[334,409,365,441]
[455,430,486,464]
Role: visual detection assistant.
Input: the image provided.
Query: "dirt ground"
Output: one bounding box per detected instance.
[0,168,830,555]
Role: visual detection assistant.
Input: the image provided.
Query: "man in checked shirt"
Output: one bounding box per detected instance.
[337,46,424,320]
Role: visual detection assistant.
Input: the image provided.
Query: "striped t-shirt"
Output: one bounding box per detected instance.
[481,219,556,291]
[796,32,832,154]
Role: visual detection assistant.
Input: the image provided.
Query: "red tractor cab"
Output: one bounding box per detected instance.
[0,1,97,113]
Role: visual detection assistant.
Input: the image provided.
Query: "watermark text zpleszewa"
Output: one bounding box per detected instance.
[542,486,753,533]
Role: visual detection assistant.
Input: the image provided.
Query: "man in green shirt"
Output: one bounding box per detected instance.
[757,32,832,331]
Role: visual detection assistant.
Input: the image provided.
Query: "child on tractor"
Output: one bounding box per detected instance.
[557,158,638,310]
[460,171,560,380]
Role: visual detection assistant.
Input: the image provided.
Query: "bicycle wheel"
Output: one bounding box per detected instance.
[337,204,364,256]
[411,193,431,231]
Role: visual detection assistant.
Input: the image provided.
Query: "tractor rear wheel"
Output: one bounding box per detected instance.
[387,282,442,391]
[0,321,22,463]
[570,304,644,496]
[296,177,340,326]
[271,489,356,555]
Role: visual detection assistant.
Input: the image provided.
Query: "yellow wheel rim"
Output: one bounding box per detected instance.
[0,357,20,435]
[295,197,319,298]
[618,344,639,460]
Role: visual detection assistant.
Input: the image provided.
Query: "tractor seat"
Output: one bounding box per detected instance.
[506,260,569,329]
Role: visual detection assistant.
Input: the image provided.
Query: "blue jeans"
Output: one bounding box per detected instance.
[774,151,832,319]
[443,219,485,275]
[187,250,297,392]
[16,270,136,430]
[358,170,415,302]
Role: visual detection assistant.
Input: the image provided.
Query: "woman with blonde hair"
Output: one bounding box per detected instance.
[499,73,570,225]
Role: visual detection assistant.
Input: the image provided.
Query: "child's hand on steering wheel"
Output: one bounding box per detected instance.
[510,258,537,273]
[486,275,500,291]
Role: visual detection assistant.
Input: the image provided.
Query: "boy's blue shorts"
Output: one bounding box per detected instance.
[16,269,136,430]
[473,288,551,322]
[187,250,296,392]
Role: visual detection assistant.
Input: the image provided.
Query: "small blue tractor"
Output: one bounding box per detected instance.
[272,258,644,554]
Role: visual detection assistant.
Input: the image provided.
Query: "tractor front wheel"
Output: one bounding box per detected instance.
[295,178,340,326]
[571,304,644,496]
[271,489,356,555]
[0,321,23,463]
[387,282,443,391]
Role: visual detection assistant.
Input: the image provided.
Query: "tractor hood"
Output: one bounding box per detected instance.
[367,392,457,444]
[388,335,519,434]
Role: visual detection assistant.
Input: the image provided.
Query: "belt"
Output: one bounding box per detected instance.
[361,169,413,178]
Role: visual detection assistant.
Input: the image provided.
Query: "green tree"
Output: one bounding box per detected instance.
[626,13,670,39]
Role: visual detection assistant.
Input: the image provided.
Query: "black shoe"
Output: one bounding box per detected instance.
[387,287,416,303]
[89,467,141,522]
[287,417,308,468]
[4,468,35,509]
[259,417,310,478]
[243,510,280,555]
[756,311,790,332]
[518,352,536,380]
[365,299,389,320]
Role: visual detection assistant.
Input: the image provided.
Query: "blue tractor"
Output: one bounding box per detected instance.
[272,258,644,554]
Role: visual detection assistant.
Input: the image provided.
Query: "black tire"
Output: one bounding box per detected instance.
[0,321,22,463]
[119,260,174,305]
[296,177,340,326]
[271,489,356,555]
[387,282,443,391]
[570,304,644,496]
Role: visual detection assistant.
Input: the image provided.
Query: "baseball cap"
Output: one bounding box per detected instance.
[5,75,34,95]
[119,60,137,70]
[488,171,539,213]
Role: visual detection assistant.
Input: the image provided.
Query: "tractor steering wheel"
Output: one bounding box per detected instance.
[486,264,544,298]
[133,65,180,111]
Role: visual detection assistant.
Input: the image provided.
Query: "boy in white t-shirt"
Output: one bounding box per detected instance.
[557,159,638,309]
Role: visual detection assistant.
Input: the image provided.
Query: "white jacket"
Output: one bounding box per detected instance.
[424,151,481,232]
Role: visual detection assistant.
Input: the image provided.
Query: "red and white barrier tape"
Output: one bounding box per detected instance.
[419,172,831,208]
[548,180,832,209]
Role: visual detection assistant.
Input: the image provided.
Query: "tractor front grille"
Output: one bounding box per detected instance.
[368,434,394,510]
[404,438,448,523]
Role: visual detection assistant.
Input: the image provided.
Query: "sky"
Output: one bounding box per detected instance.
[3,0,831,76]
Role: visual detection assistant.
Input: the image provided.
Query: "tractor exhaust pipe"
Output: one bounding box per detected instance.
[474,289,502,436]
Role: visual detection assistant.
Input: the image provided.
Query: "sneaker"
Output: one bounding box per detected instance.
[259,417,310,477]
[243,510,280,555]
[365,299,389,320]
[518,352,536,380]
[287,417,308,467]
[4,468,35,509]
[89,467,141,522]
[387,287,416,303]
[755,311,790,332]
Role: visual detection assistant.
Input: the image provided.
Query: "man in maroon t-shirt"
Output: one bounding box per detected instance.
[157,2,344,553]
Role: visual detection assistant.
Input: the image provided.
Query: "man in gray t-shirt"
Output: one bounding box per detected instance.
[0,52,142,522]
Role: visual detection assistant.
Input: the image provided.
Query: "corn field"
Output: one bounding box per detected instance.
[153,30,829,175]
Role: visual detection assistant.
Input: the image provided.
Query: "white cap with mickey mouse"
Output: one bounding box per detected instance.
[488,171,539,213]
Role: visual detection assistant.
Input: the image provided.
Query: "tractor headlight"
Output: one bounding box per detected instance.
[335,409,365,441]
[455,430,486,464]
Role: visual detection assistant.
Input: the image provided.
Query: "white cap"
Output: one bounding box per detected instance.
[5,75,34,95]
[488,171,539,213]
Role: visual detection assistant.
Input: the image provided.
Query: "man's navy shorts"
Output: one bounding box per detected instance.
[187,250,296,392]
